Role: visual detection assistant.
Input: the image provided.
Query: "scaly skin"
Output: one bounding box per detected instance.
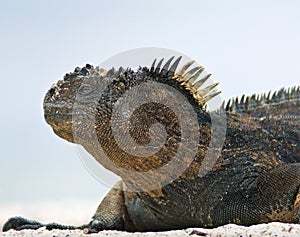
[3,57,300,232]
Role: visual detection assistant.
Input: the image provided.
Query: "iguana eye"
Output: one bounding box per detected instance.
[78,84,95,95]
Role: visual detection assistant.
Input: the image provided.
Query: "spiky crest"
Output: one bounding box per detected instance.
[224,86,300,113]
[150,56,221,107]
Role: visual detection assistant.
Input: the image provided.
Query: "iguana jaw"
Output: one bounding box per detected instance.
[44,104,75,143]
[44,101,97,144]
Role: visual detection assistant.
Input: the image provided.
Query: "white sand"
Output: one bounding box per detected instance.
[1,223,300,237]
[1,200,300,236]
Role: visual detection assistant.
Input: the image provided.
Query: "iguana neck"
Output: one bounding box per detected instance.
[86,100,212,184]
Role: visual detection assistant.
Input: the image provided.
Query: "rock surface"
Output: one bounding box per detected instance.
[1,223,300,237]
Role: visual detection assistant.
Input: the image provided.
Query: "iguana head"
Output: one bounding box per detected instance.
[43,57,220,187]
[43,64,110,143]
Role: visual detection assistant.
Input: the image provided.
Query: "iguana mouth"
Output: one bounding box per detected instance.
[44,103,73,121]
[44,109,74,143]
[44,104,75,143]
[44,103,94,143]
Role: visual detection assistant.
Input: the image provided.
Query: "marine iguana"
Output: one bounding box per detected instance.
[3,56,300,233]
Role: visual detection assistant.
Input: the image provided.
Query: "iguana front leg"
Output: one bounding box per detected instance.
[85,180,136,233]
[3,181,135,232]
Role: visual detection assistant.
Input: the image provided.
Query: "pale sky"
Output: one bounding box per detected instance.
[0,0,299,203]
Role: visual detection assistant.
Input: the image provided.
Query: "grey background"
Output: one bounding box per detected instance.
[0,0,299,204]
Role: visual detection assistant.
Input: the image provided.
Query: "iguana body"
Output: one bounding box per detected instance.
[3,57,300,232]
